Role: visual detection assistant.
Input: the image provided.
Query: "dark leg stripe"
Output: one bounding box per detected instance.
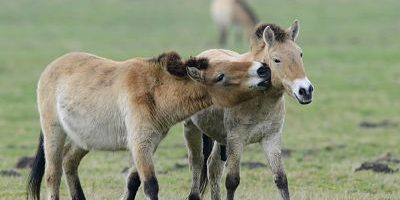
[143,176,159,200]
[72,179,86,200]
[220,145,227,161]
[188,193,201,200]
[127,172,141,200]
[274,173,288,190]
[225,173,240,200]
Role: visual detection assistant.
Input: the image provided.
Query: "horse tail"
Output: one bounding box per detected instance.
[27,131,45,200]
[199,133,213,196]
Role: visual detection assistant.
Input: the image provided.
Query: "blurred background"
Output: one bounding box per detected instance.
[0,0,399,199]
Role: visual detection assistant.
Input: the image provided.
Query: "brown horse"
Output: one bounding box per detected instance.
[211,0,258,46]
[184,20,314,200]
[26,51,271,200]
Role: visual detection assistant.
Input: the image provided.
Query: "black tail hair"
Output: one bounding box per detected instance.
[199,133,213,196]
[27,131,45,200]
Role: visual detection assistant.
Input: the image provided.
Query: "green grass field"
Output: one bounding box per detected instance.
[1,0,400,199]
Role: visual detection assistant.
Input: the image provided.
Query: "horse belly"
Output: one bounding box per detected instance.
[57,101,127,151]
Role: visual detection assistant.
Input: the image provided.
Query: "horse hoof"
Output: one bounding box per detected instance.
[188,193,200,200]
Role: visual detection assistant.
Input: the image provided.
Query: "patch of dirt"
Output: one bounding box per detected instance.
[374,152,400,164]
[0,169,21,177]
[282,148,293,157]
[15,156,34,169]
[324,144,346,151]
[355,162,397,173]
[174,163,188,169]
[359,120,398,129]
[241,161,267,169]
[356,152,400,174]
[121,167,129,174]
[303,144,347,156]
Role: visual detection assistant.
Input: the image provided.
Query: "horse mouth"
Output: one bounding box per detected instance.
[295,93,312,105]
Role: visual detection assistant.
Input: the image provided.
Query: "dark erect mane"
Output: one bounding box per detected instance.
[185,57,209,70]
[148,52,209,78]
[254,23,288,42]
[148,51,187,77]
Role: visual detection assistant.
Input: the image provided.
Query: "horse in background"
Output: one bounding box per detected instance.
[211,0,258,46]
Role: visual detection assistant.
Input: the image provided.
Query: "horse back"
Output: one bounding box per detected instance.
[197,49,241,62]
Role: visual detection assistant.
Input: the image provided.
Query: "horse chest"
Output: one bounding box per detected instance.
[244,120,283,144]
[225,98,285,144]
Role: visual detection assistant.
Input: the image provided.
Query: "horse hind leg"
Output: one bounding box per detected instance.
[63,141,89,200]
[41,120,67,200]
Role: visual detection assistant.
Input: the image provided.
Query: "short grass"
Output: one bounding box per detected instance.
[0,0,399,199]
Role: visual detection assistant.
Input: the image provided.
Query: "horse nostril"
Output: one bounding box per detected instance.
[299,88,306,96]
[309,85,314,93]
[257,66,269,78]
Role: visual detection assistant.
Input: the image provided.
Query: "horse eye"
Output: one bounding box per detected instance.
[300,52,303,57]
[215,73,225,82]
[273,58,281,63]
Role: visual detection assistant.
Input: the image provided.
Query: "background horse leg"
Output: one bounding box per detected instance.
[63,141,89,200]
[262,134,290,200]
[218,25,228,46]
[207,142,225,200]
[183,119,203,200]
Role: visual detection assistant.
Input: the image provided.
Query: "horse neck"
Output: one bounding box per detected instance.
[152,75,213,128]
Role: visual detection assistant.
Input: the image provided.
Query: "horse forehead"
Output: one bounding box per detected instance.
[274,42,300,54]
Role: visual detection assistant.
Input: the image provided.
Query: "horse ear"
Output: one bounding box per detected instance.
[287,19,300,42]
[263,26,275,47]
[186,66,203,82]
[185,57,208,82]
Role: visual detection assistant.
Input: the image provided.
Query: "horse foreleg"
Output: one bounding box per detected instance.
[208,142,225,200]
[130,130,162,200]
[183,119,203,200]
[122,166,141,200]
[225,136,244,200]
[262,134,290,200]
[122,138,162,200]
[63,142,88,200]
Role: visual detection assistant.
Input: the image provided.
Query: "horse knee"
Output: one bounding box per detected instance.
[225,173,240,192]
[274,172,288,190]
[143,176,159,200]
[45,165,62,183]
